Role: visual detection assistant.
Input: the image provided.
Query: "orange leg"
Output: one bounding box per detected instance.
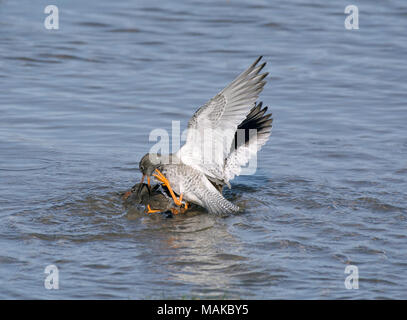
[153,169,187,207]
[145,204,160,214]
[139,174,151,187]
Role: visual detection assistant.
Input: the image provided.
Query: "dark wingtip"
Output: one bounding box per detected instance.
[257,62,267,73]
[251,56,263,68]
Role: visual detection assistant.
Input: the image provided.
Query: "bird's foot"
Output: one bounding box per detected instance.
[153,169,182,206]
[145,204,161,214]
[152,169,189,212]
[170,205,189,215]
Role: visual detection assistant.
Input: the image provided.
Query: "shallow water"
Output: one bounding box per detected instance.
[0,0,406,299]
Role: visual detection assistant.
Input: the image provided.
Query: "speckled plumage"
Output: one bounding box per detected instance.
[138,57,272,215]
[159,162,239,215]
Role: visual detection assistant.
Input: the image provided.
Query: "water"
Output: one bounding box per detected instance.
[0,0,406,299]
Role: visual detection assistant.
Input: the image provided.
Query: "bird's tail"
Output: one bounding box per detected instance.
[203,190,240,215]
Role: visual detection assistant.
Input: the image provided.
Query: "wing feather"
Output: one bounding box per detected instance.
[224,102,273,182]
[177,57,268,181]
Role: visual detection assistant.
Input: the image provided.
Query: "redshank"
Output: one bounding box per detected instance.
[137,56,272,214]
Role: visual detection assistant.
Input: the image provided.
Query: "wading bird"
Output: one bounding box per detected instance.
[137,56,272,214]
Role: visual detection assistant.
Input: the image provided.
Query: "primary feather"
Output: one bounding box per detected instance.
[177,56,269,184]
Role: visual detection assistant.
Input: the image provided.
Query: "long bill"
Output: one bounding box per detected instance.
[136,174,151,197]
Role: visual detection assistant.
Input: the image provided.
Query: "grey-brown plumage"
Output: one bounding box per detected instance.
[137,56,272,215]
[123,183,176,212]
[158,162,240,215]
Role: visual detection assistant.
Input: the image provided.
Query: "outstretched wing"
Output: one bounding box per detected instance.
[224,102,273,182]
[177,56,268,182]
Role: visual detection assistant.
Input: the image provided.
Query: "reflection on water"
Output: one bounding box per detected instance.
[0,0,407,299]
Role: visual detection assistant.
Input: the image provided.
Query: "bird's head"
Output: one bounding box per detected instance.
[136,153,162,197]
[139,153,162,177]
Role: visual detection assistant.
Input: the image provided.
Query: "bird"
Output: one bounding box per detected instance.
[122,183,188,215]
[136,56,272,215]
